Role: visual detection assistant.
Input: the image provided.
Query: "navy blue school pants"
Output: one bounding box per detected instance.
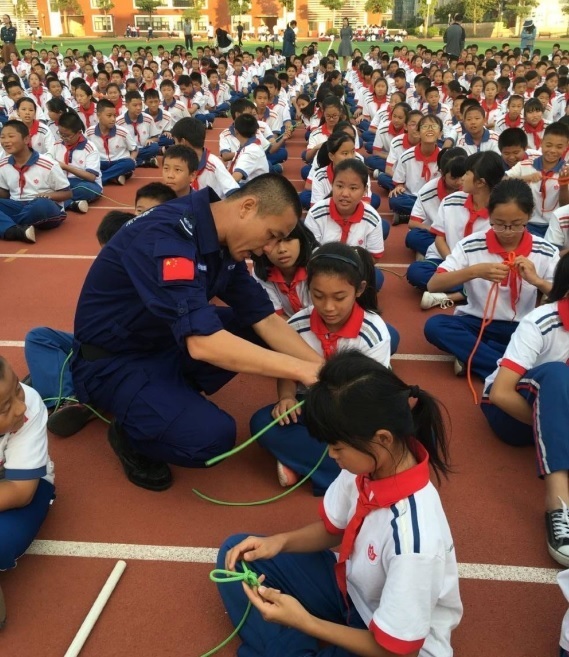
[100,158,136,185]
[406,259,442,291]
[0,198,65,237]
[64,179,102,209]
[424,314,518,380]
[195,112,216,124]
[482,362,569,475]
[0,479,54,570]
[136,142,160,166]
[389,193,416,215]
[405,228,435,255]
[158,134,175,149]
[217,534,366,657]
[72,308,265,468]
[211,102,230,117]
[377,172,394,191]
[298,189,311,209]
[267,145,288,166]
[527,223,548,239]
[360,129,375,144]
[24,327,74,408]
[364,155,386,172]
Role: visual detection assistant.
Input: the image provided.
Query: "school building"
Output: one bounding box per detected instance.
[7,0,382,42]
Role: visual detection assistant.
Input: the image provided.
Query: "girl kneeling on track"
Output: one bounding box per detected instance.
[424,178,559,381]
[304,159,387,290]
[220,350,462,657]
[251,221,319,320]
[0,356,55,630]
[251,243,398,495]
[482,252,569,567]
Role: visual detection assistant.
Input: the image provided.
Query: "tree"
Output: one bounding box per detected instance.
[12,0,29,35]
[183,0,205,24]
[319,0,344,30]
[364,0,392,15]
[136,0,163,30]
[434,0,465,22]
[56,0,83,35]
[227,0,251,19]
[95,0,115,36]
[503,0,538,32]
[463,0,495,35]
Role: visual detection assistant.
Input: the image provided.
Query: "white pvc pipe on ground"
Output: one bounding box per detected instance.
[64,560,127,657]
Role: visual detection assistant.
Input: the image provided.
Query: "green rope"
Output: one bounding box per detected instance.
[199,562,260,657]
[192,445,329,506]
[205,401,305,466]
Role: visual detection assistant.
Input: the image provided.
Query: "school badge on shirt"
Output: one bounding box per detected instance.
[162,257,195,281]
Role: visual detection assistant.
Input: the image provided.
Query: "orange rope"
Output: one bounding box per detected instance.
[466,252,517,404]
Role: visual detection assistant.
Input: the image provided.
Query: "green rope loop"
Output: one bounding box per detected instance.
[199,562,259,657]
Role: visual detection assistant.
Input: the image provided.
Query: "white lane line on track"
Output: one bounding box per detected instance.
[0,341,24,347]
[27,540,561,584]
[0,253,96,260]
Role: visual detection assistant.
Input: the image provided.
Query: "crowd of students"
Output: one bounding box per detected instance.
[1,35,569,656]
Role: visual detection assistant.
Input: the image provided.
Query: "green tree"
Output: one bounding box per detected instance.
[503,0,538,31]
[434,0,465,22]
[56,0,83,35]
[278,0,294,10]
[319,0,344,29]
[95,0,115,36]
[364,0,392,14]
[463,0,495,35]
[183,0,205,24]
[136,0,163,30]
[227,0,251,19]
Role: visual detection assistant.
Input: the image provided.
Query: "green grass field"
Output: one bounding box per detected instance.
[29,36,569,56]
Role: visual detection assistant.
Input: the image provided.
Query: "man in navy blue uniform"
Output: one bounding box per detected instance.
[71,174,322,491]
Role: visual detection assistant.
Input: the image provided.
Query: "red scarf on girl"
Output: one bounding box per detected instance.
[329,199,365,243]
[486,228,533,311]
[525,120,545,148]
[558,297,569,330]
[414,145,440,182]
[64,135,86,164]
[30,87,44,107]
[79,103,96,128]
[267,267,307,315]
[28,120,40,138]
[463,194,489,237]
[309,303,365,359]
[504,113,522,129]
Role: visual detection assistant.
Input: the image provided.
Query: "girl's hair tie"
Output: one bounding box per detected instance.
[408,385,421,399]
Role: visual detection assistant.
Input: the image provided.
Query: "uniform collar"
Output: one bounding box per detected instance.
[123,112,143,125]
[95,125,116,138]
[8,149,40,168]
[485,227,532,256]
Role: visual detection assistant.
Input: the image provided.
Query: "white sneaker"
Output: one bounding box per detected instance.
[24,225,36,243]
[76,200,89,214]
[116,175,126,186]
[420,291,454,310]
[372,168,380,180]
[453,358,466,377]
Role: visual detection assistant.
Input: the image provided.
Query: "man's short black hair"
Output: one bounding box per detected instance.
[228,173,302,219]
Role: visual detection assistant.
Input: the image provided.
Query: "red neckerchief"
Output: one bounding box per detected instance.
[191,149,210,190]
[326,163,334,184]
[463,194,489,236]
[310,302,365,359]
[329,198,365,243]
[114,98,123,113]
[388,122,404,137]
[373,94,387,108]
[504,113,522,128]
[332,441,430,608]
[209,84,220,104]
[30,87,44,106]
[480,99,498,120]
[12,156,35,195]
[401,134,411,150]
[486,229,533,311]
[558,297,569,330]
[64,134,86,164]
[267,266,307,314]
[525,120,545,149]
[321,123,331,137]
[414,145,440,182]
[79,102,96,128]
[28,120,40,138]
[436,176,447,200]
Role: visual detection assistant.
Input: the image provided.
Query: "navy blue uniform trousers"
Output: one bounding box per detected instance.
[217,533,366,657]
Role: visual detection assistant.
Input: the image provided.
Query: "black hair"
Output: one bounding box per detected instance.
[463,104,485,120]
[465,151,505,188]
[253,84,269,99]
[135,181,178,205]
[96,211,135,246]
[1,119,28,138]
[14,96,37,113]
[506,94,524,108]
[171,117,206,149]
[125,90,142,103]
[230,97,255,119]
[144,88,160,101]
[438,147,468,177]
[252,220,318,281]
[333,158,368,189]
[524,98,543,115]
[317,131,355,168]
[303,350,451,482]
[543,121,569,141]
[488,178,534,217]
[59,111,85,133]
[498,127,528,151]
[418,114,443,131]
[307,243,378,313]
[160,79,175,89]
[549,252,569,302]
[234,113,258,139]
[96,99,115,114]
[163,144,199,172]
[189,72,203,85]
[46,96,69,116]
[75,82,93,98]
[226,172,302,219]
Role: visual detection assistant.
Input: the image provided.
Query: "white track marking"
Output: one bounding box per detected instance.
[0,341,24,347]
[26,540,560,584]
[0,253,96,260]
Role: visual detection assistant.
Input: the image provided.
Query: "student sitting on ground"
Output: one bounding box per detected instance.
[143,88,174,151]
[161,144,199,197]
[116,90,160,168]
[0,120,71,243]
[229,114,270,184]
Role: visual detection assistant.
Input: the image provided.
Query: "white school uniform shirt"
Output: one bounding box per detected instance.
[546,203,569,249]
[385,134,414,169]
[257,98,291,133]
[359,91,389,120]
[252,267,311,318]
[426,191,490,261]
[304,199,384,258]
[116,111,159,147]
[52,137,102,188]
[229,140,269,181]
[311,163,373,207]
[392,145,441,195]
[483,300,569,396]
[288,305,391,370]
[493,114,524,135]
[421,103,452,127]
[146,108,173,134]
[219,124,270,159]
[0,385,54,485]
[369,108,390,131]
[0,150,70,205]
[85,124,137,162]
[204,84,230,109]
[22,121,56,158]
[524,120,550,151]
[372,122,404,155]
[181,90,207,115]
[410,177,447,230]
[229,72,249,95]
[437,229,559,321]
[552,93,569,122]
[191,148,239,199]
[26,87,50,110]
[319,443,462,656]
[506,155,565,226]
[454,129,500,155]
[161,98,190,123]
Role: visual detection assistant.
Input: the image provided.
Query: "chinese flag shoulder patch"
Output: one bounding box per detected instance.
[162,257,195,281]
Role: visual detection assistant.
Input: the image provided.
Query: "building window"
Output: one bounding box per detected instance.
[93,15,113,31]
[134,0,207,7]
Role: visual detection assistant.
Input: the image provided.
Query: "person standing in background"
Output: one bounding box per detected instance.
[282,20,296,64]
[521,19,536,54]
[443,14,465,58]
[338,17,353,71]
[184,19,193,51]
[237,22,244,47]
[1,15,18,65]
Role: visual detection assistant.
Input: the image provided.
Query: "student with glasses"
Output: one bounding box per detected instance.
[424,179,559,380]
